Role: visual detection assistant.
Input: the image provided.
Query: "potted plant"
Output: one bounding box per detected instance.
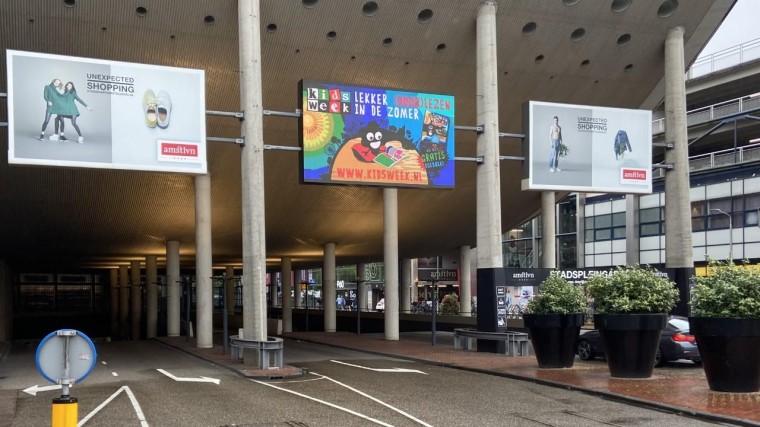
[523,273,586,368]
[690,260,760,392]
[586,265,679,378]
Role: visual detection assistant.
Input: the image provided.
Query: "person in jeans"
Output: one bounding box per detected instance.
[548,116,563,173]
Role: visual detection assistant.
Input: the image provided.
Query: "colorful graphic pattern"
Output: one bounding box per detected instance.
[300,81,455,188]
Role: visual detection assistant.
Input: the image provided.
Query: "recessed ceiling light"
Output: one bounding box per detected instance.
[383,38,393,47]
[405,61,410,65]
[571,28,585,41]
[101,27,107,32]
[351,55,356,60]
[362,1,378,17]
[418,9,433,24]
[64,0,76,7]
[535,55,545,64]
[266,23,278,33]
[657,0,678,18]
[522,22,537,36]
[624,64,634,72]
[302,0,318,8]
[617,33,631,46]
[204,15,215,25]
[436,43,446,52]
[580,59,590,68]
[136,6,148,17]
[562,0,580,5]
[611,0,632,13]
[327,31,336,40]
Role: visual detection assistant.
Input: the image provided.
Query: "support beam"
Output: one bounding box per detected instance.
[195,174,213,348]
[109,268,118,339]
[166,241,180,337]
[400,259,412,314]
[384,188,399,341]
[324,243,336,332]
[282,257,292,333]
[118,265,129,340]
[541,192,556,268]
[459,245,472,316]
[146,256,158,339]
[130,261,142,341]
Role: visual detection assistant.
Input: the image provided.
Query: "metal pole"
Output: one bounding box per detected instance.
[185,279,191,342]
[222,275,229,354]
[304,282,309,332]
[356,278,361,335]
[431,282,437,346]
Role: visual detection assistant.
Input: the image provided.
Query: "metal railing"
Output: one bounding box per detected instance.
[688,38,760,80]
[653,142,760,179]
[652,94,760,134]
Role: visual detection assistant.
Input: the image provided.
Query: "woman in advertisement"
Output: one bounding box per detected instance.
[38,78,64,141]
[55,81,93,143]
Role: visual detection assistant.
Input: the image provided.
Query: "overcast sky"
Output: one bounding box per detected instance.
[698,0,760,58]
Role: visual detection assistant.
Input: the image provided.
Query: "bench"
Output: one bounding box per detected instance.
[453,328,530,356]
[230,335,284,369]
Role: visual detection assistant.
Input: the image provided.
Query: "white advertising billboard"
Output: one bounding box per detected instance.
[521,101,652,194]
[6,50,206,174]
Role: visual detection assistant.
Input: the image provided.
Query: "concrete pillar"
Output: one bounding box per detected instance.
[357,263,367,311]
[166,240,181,337]
[195,174,213,348]
[130,261,142,341]
[576,195,586,268]
[664,26,693,269]
[269,272,278,307]
[109,268,118,338]
[226,265,236,314]
[119,265,129,340]
[239,1,268,360]
[625,195,641,265]
[475,1,503,269]
[282,257,292,333]
[400,259,412,314]
[0,261,11,342]
[541,192,556,268]
[384,188,399,341]
[146,256,158,339]
[294,269,303,308]
[323,243,336,332]
[459,245,472,316]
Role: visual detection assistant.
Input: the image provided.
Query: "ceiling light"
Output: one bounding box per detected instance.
[418,9,433,24]
[136,6,147,17]
[204,15,215,25]
[522,22,537,36]
[362,1,378,17]
[624,64,634,72]
[657,0,679,18]
[327,31,336,40]
[617,33,631,46]
[302,0,318,8]
[571,28,585,41]
[267,24,278,33]
[580,59,590,68]
[562,0,580,5]
[64,0,76,7]
[611,0,632,13]
[383,38,393,47]
[436,43,446,53]
[535,55,545,64]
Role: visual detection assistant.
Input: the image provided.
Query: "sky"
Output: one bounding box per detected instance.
[698,0,760,58]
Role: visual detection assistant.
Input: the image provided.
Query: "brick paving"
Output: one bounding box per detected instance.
[160,331,760,426]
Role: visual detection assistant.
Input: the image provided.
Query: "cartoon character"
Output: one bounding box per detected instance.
[352,122,386,163]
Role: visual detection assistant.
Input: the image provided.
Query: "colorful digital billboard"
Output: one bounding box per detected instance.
[521,101,652,194]
[300,81,455,188]
[6,50,206,174]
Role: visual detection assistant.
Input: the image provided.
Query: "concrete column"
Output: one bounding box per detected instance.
[541,192,556,268]
[459,245,472,316]
[357,263,367,311]
[226,265,236,314]
[0,261,11,342]
[269,272,278,307]
[400,259,412,314]
[475,1,503,269]
[109,268,118,338]
[576,194,586,268]
[384,188,399,341]
[294,269,303,308]
[146,256,158,339]
[664,26,693,269]
[118,265,129,340]
[166,240,181,337]
[239,0,268,358]
[282,257,292,333]
[323,243,336,332]
[625,195,641,265]
[130,261,142,340]
[195,174,213,348]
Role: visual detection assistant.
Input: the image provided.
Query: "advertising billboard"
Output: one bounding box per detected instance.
[300,80,455,188]
[521,101,652,194]
[6,50,206,174]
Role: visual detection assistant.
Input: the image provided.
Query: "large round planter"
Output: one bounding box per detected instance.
[689,317,760,392]
[593,313,667,378]
[523,313,584,368]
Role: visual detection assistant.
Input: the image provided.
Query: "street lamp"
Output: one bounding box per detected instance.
[710,208,733,261]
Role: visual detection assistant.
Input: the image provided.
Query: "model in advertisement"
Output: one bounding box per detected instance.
[549,115,563,173]
[38,78,64,141]
[54,81,93,143]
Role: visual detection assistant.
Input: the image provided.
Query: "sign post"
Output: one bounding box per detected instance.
[35,329,97,427]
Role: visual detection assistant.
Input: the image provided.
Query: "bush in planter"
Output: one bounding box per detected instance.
[690,259,760,392]
[440,293,460,315]
[523,274,586,368]
[585,265,679,378]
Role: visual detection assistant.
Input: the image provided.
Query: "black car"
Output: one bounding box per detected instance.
[576,315,701,366]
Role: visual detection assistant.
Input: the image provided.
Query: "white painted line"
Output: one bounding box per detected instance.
[22,384,62,396]
[156,368,220,385]
[78,386,149,427]
[111,372,118,377]
[314,371,433,427]
[330,359,427,374]
[252,379,394,427]
[268,376,325,384]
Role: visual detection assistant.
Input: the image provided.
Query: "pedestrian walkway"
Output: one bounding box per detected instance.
[160,331,760,427]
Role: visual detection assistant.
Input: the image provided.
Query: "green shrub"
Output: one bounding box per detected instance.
[691,260,760,318]
[585,265,679,314]
[526,273,585,314]
[440,293,460,315]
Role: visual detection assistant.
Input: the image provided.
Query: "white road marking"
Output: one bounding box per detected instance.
[330,359,427,374]
[22,384,62,396]
[313,371,433,427]
[78,385,149,427]
[268,377,325,384]
[252,379,394,427]
[111,372,118,377]
[155,368,220,384]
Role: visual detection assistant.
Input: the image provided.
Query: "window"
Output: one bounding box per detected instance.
[707,198,732,230]
[691,201,705,231]
[640,207,663,236]
[585,212,625,242]
[744,194,760,227]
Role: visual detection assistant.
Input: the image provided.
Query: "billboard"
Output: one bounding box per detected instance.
[300,80,455,188]
[6,50,206,174]
[521,101,652,194]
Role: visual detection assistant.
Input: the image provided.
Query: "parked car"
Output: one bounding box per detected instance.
[576,315,701,366]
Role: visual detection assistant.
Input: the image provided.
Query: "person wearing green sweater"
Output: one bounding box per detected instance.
[54,81,93,143]
[39,79,64,140]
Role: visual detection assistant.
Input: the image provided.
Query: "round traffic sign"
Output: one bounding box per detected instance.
[35,329,97,384]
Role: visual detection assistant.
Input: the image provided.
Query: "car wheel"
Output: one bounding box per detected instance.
[654,347,666,367]
[577,340,593,361]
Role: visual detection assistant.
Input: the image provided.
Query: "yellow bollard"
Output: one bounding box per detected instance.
[51,397,77,427]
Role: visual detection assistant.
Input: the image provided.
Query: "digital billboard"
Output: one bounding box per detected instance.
[521,101,652,194]
[6,50,206,174]
[300,80,455,188]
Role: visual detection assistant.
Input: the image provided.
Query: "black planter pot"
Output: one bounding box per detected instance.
[523,313,584,368]
[689,317,760,393]
[593,313,667,378]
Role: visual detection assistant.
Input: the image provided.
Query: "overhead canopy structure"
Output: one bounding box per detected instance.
[0,0,735,269]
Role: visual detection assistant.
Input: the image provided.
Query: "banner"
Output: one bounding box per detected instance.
[300,80,455,188]
[521,101,652,194]
[7,50,206,174]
